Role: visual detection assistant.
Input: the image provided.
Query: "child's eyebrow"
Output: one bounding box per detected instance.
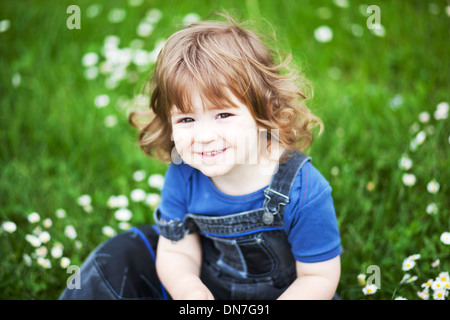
[171,106,232,115]
[171,108,191,116]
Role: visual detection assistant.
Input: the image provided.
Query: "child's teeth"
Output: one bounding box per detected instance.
[204,150,221,156]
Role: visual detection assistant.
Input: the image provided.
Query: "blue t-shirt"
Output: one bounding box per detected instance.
[158,161,341,263]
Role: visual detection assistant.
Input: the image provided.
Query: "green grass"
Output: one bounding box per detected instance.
[1,0,448,300]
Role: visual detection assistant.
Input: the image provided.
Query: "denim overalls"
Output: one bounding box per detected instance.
[59,151,311,300]
[156,150,310,299]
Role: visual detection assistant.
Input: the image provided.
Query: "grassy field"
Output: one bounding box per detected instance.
[1,0,448,300]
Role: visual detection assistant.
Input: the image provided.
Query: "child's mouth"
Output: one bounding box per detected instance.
[199,148,227,158]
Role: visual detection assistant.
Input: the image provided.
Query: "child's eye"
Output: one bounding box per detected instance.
[217,113,232,119]
[178,117,194,123]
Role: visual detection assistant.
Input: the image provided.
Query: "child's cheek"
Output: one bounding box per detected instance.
[172,129,190,149]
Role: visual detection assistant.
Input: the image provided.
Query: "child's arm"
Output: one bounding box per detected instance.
[277,255,341,300]
[156,233,214,300]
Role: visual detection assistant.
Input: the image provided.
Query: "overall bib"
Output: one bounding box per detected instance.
[59,151,311,300]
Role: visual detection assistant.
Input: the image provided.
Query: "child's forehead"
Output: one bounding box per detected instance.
[170,89,242,115]
[170,100,237,116]
[171,104,225,114]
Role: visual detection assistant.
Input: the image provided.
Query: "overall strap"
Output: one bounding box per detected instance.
[154,150,311,240]
[262,150,311,225]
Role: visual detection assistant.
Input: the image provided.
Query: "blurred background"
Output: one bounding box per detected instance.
[0,0,448,300]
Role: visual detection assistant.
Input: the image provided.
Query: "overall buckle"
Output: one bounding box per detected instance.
[263,188,290,225]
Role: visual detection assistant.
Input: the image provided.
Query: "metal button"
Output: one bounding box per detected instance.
[262,211,274,225]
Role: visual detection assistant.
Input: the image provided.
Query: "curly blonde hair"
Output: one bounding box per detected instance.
[130,13,322,163]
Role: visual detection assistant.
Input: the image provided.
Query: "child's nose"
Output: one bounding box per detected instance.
[194,121,218,143]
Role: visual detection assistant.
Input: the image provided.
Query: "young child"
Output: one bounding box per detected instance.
[60,14,341,300]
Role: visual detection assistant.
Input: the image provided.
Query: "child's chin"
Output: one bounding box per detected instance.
[197,165,231,178]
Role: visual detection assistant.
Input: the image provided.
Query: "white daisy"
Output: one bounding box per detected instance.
[432,289,447,300]
[35,246,48,258]
[133,170,146,182]
[418,111,430,123]
[145,193,161,207]
[434,102,448,120]
[182,13,201,26]
[23,254,32,267]
[402,173,416,187]
[25,234,41,247]
[55,208,67,219]
[0,19,11,33]
[357,274,366,287]
[114,208,132,222]
[129,0,144,7]
[82,52,99,67]
[426,180,440,194]
[108,8,126,23]
[333,0,349,8]
[102,226,117,237]
[38,231,51,244]
[398,155,412,170]
[64,225,77,239]
[130,189,146,202]
[12,73,21,88]
[426,203,438,215]
[362,284,378,295]
[137,22,154,37]
[27,212,40,224]
[440,232,450,245]
[1,221,17,233]
[60,257,71,268]
[43,218,52,228]
[37,257,51,269]
[314,25,333,43]
[148,174,165,190]
[86,4,102,18]
[402,257,416,271]
[107,195,129,208]
[94,94,110,108]
[417,288,430,300]
[104,114,118,127]
[77,194,92,206]
[145,8,163,24]
[51,245,63,259]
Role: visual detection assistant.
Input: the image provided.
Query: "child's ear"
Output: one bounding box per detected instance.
[170,146,183,165]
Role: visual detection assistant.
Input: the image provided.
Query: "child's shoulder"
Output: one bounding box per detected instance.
[290,160,332,206]
[301,161,330,186]
[166,161,196,182]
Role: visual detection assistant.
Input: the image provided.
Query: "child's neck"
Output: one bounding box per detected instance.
[210,148,284,196]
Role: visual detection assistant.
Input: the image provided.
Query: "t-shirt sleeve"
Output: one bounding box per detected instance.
[283,162,341,263]
[157,163,192,222]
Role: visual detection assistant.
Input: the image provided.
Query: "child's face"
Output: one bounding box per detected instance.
[170,91,261,178]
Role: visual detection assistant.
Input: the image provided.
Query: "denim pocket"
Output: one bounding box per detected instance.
[237,234,277,276]
[209,232,278,278]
